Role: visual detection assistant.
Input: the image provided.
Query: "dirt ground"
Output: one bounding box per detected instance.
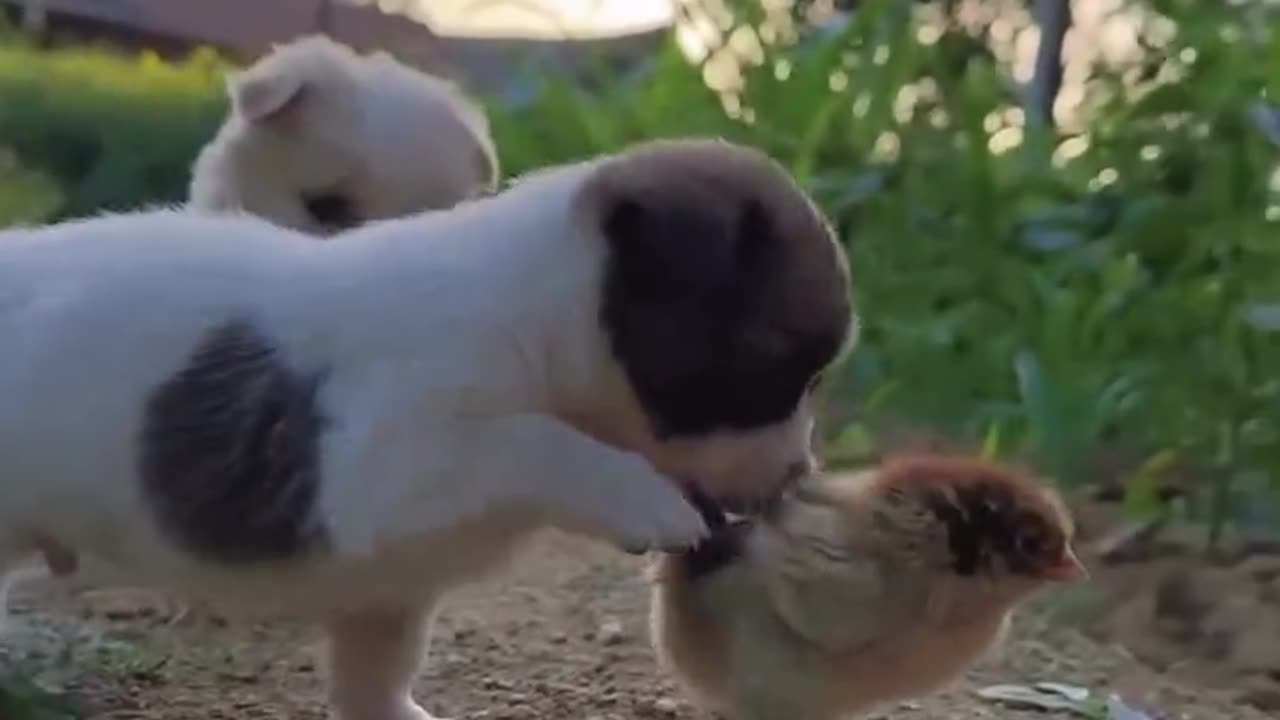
[0,531,1271,720]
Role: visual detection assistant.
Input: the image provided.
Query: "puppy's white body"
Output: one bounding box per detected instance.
[1,165,665,616]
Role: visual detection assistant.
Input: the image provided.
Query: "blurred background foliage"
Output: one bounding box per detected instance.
[0,0,1278,548]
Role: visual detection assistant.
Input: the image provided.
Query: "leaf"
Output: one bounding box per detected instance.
[1023,226,1084,253]
[1243,302,1280,332]
[1246,101,1280,148]
[975,683,1092,715]
[1036,682,1092,703]
[980,421,1003,459]
[1105,694,1157,720]
[826,423,877,466]
[1122,448,1181,517]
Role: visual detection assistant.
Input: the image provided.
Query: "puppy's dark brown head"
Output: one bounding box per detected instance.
[578,138,854,509]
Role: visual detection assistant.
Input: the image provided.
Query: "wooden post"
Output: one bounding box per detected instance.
[1027,0,1072,129]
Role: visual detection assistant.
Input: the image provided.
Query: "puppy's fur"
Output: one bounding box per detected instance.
[189,35,498,235]
[650,454,1087,720]
[0,139,852,720]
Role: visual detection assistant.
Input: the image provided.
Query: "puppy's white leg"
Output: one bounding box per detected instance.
[327,605,447,720]
[469,415,708,552]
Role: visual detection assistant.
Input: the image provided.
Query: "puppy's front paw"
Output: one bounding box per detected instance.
[491,414,708,553]
[333,698,444,720]
[600,463,709,554]
[402,708,449,720]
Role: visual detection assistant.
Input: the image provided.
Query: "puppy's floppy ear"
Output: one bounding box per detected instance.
[227,67,306,124]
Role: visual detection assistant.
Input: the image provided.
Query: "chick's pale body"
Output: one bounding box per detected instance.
[654,528,1010,719]
[651,456,1084,720]
[660,563,1008,712]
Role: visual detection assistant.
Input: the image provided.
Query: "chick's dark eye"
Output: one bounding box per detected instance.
[1016,531,1044,558]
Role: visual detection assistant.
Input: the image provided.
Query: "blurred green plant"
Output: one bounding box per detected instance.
[498,0,1280,548]
[0,668,80,720]
[0,37,228,222]
[0,0,1277,547]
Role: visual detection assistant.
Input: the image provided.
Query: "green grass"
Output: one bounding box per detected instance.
[0,668,80,720]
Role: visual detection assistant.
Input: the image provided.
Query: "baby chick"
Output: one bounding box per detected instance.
[649,453,1087,720]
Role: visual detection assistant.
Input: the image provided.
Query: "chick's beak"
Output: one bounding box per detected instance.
[1042,546,1089,583]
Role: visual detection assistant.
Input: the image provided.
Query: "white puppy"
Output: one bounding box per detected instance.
[0,138,853,720]
[188,35,497,234]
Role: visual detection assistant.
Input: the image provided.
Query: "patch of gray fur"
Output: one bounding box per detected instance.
[138,318,331,564]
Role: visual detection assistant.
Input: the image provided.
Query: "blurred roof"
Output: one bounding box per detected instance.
[9,0,447,59]
[409,0,673,40]
[1,0,667,98]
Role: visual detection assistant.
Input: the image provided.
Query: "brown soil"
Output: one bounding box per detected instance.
[0,531,1270,720]
[1061,494,1280,713]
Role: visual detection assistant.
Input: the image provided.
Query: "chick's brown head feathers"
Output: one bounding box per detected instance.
[866,453,1086,583]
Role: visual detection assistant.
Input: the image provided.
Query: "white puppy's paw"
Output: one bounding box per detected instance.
[333,698,443,720]
[397,704,448,720]
[614,463,708,554]
[463,414,709,553]
[560,452,709,554]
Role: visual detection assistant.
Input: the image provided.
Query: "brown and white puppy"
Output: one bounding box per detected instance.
[650,453,1087,720]
[188,35,497,234]
[0,138,853,720]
